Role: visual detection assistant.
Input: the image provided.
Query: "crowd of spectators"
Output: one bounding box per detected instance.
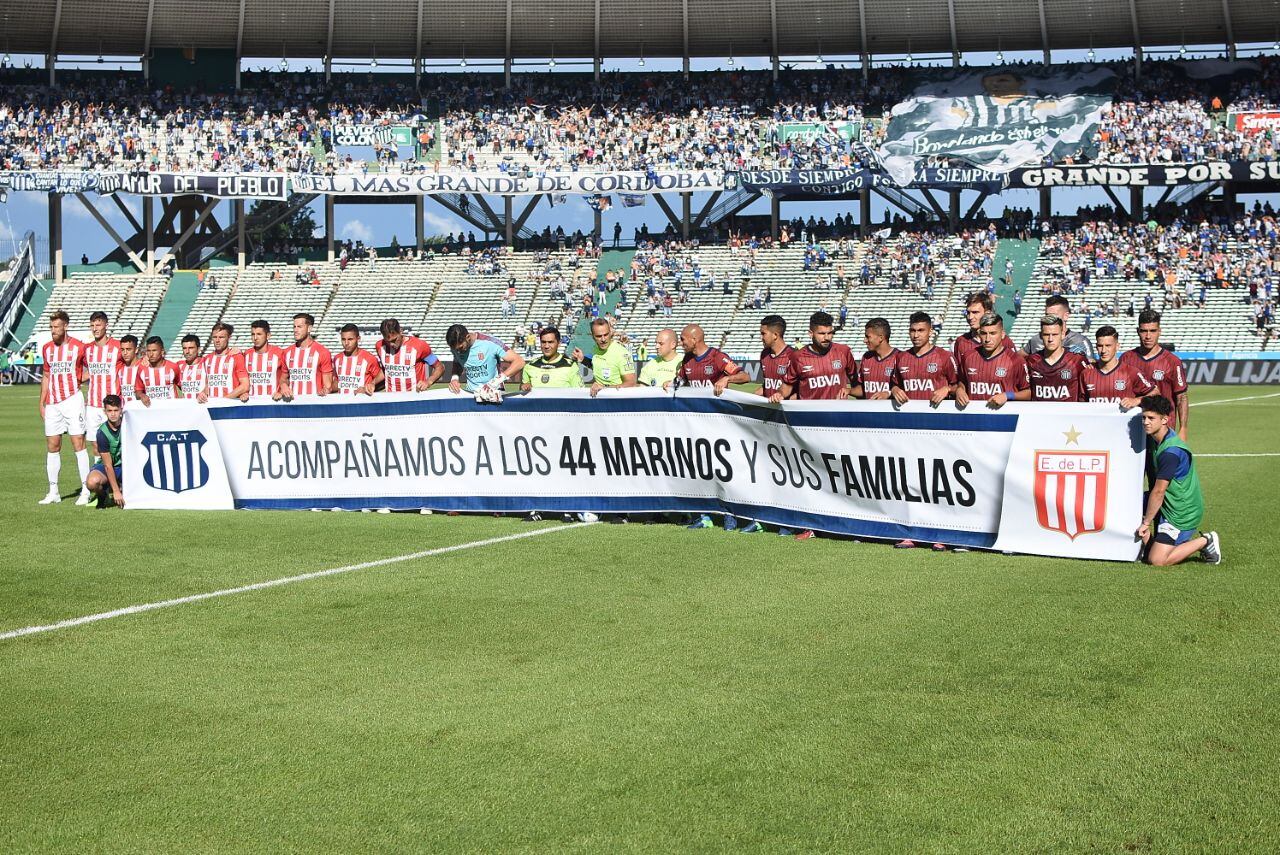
[5,58,1280,176]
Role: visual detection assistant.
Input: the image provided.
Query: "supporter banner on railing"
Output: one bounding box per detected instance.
[879,65,1116,184]
[332,125,416,147]
[731,167,1006,197]
[94,172,290,199]
[1228,111,1280,135]
[289,170,725,196]
[1007,160,1280,187]
[777,121,862,144]
[121,391,1144,561]
[0,170,289,199]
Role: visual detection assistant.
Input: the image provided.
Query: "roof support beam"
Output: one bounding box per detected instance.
[49,0,63,85]
[769,0,777,77]
[143,0,156,77]
[947,0,959,66]
[325,0,335,76]
[1037,0,1050,64]
[235,0,246,88]
[1128,0,1143,75]
[681,0,689,78]
[593,0,601,80]
[504,0,513,79]
[414,0,423,76]
[1221,0,1236,59]
[857,0,868,80]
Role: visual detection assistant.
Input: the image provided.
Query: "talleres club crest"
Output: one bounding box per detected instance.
[1034,441,1109,540]
[141,430,211,494]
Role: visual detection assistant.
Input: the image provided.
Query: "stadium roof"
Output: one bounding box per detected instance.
[3,0,1269,62]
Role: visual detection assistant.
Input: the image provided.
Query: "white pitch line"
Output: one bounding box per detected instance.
[1198,452,1280,458]
[0,522,594,642]
[1190,392,1280,407]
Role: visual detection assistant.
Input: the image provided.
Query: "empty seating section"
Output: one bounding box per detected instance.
[214,265,336,351]
[41,233,1268,360]
[416,250,595,346]
[173,271,235,349]
[35,272,168,342]
[317,261,439,349]
[1014,246,1262,351]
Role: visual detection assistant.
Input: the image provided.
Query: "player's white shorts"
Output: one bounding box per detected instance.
[85,405,107,439]
[44,394,86,437]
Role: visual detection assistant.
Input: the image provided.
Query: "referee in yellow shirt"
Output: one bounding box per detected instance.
[521,327,584,391]
[638,328,680,389]
[573,318,637,396]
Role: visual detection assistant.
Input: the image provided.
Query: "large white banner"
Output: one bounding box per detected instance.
[121,390,1145,560]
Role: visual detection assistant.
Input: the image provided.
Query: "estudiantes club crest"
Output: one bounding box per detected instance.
[1033,450,1109,540]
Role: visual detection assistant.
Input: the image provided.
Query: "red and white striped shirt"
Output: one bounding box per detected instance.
[117,361,142,404]
[136,360,180,400]
[243,345,287,399]
[179,359,209,398]
[41,337,86,405]
[84,338,122,407]
[202,350,246,399]
[334,349,383,394]
[375,336,435,393]
[285,341,334,397]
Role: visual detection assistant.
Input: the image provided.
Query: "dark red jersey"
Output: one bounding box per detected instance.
[787,342,859,400]
[959,346,1029,401]
[952,329,1016,362]
[858,348,900,397]
[676,346,741,389]
[759,345,796,397]
[1026,350,1087,402]
[893,346,959,401]
[1081,360,1154,403]
[1122,347,1187,426]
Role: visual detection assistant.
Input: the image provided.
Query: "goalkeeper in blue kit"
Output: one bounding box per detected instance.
[445,324,526,403]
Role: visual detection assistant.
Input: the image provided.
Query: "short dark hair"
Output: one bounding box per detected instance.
[966,291,994,311]
[181,334,200,347]
[865,318,890,338]
[909,311,933,327]
[251,320,270,333]
[211,322,234,335]
[379,318,402,336]
[1095,325,1119,340]
[590,318,612,330]
[446,323,470,350]
[1140,394,1173,416]
[979,312,1003,328]
[540,326,561,341]
[103,394,123,409]
[760,314,786,335]
[810,311,835,329]
[1040,315,1064,329]
[89,311,109,323]
[1045,295,1071,312]
[1137,309,1162,327]
[293,312,315,325]
[120,334,139,347]
[50,310,70,324]
[145,336,164,348]
[340,323,360,336]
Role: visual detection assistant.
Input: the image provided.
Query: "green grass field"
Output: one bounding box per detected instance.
[2,383,1278,852]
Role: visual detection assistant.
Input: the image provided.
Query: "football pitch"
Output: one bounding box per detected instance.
[1,383,1278,851]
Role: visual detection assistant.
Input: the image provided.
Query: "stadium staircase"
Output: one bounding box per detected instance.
[992,239,1040,322]
[150,271,202,348]
[564,249,634,353]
